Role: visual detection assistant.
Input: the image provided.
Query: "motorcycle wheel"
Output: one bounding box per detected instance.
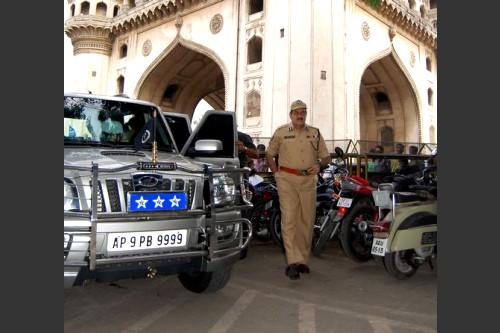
[382,250,419,280]
[270,208,283,246]
[311,206,329,255]
[312,211,337,256]
[339,203,377,262]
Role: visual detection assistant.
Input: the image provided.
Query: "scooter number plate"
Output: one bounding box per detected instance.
[371,238,387,256]
[337,197,353,208]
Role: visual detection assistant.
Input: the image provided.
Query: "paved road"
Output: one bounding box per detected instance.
[64,239,437,333]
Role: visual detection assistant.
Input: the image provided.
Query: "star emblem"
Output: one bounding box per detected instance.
[135,196,148,209]
[169,195,181,207]
[153,195,165,208]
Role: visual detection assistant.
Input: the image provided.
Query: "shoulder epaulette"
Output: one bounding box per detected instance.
[276,124,290,131]
[305,124,318,131]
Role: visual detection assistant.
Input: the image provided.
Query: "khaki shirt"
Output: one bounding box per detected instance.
[267,123,330,170]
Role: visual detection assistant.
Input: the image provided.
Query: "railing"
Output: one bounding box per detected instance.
[253,138,436,155]
[252,137,437,181]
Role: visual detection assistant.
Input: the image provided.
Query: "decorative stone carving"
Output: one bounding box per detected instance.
[210,14,223,34]
[175,15,183,31]
[142,39,152,56]
[389,26,396,41]
[361,21,370,41]
[410,51,416,67]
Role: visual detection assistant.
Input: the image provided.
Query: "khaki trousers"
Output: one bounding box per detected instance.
[275,171,317,265]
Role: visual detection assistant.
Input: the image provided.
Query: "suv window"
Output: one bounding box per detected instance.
[64,95,175,152]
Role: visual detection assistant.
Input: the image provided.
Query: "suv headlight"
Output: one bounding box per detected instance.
[64,178,80,211]
[215,222,239,241]
[212,174,235,207]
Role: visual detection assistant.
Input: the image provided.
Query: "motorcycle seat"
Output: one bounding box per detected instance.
[393,191,422,203]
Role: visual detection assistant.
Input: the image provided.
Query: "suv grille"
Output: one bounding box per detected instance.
[90,178,196,213]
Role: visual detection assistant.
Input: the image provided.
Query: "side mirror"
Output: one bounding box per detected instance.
[194,139,223,151]
[334,147,344,157]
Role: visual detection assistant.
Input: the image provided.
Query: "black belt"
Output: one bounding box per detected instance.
[279,166,309,176]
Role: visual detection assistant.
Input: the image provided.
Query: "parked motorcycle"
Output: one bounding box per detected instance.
[247,175,281,242]
[312,147,378,263]
[370,149,437,279]
[311,150,348,255]
[269,166,339,248]
[337,173,378,262]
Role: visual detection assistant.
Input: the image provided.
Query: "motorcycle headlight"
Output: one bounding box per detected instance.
[333,174,343,186]
[213,174,236,207]
[64,178,80,211]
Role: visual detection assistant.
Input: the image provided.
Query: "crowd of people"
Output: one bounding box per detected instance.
[367,143,425,176]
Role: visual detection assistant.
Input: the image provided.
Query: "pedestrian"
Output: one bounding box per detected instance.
[408,144,425,174]
[265,99,331,280]
[253,144,270,172]
[373,145,390,173]
[236,131,258,260]
[236,131,259,168]
[390,142,405,172]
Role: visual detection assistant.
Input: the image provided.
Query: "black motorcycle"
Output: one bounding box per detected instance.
[247,176,281,242]
[269,170,339,248]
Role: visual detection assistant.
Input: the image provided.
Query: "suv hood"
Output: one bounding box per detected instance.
[64,147,205,171]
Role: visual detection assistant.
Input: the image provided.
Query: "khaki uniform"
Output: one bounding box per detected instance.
[267,124,330,265]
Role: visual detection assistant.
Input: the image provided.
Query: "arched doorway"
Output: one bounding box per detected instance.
[135,42,226,121]
[359,53,420,153]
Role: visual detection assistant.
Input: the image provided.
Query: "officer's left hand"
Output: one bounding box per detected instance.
[307,163,321,175]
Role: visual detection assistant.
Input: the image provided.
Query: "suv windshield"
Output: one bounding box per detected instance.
[64,95,175,152]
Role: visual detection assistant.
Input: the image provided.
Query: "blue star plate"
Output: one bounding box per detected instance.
[127,192,188,212]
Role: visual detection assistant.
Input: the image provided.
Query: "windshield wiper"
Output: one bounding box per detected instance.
[64,139,115,148]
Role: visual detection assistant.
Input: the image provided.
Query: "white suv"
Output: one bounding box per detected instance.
[64,93,252,293]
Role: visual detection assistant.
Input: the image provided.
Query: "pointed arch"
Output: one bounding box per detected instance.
[356,47,422,151]
[134,36,229,119]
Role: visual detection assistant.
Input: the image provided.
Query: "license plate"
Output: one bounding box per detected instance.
[337,197,353,208]
[107,229,187,252]
[371,237,387,256]
[421,231,437,244]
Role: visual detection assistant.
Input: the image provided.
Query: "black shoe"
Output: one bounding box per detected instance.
[297,264,310,273]
[285,264,300,280]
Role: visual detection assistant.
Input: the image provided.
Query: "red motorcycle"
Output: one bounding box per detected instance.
[337,173,378,262]
[312,147,378,263]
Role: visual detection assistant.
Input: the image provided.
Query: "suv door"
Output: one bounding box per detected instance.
[175,110,240,169]
[162,112,192,151]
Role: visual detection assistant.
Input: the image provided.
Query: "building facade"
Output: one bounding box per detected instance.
[64,0,437,153]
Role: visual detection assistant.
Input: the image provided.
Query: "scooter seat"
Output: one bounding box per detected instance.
[393,191,421,203]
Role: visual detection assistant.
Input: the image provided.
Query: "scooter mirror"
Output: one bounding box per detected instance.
[431,147,437,156]
[334,147,344,157]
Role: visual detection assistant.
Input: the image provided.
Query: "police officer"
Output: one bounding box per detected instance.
[265,100,331,280]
